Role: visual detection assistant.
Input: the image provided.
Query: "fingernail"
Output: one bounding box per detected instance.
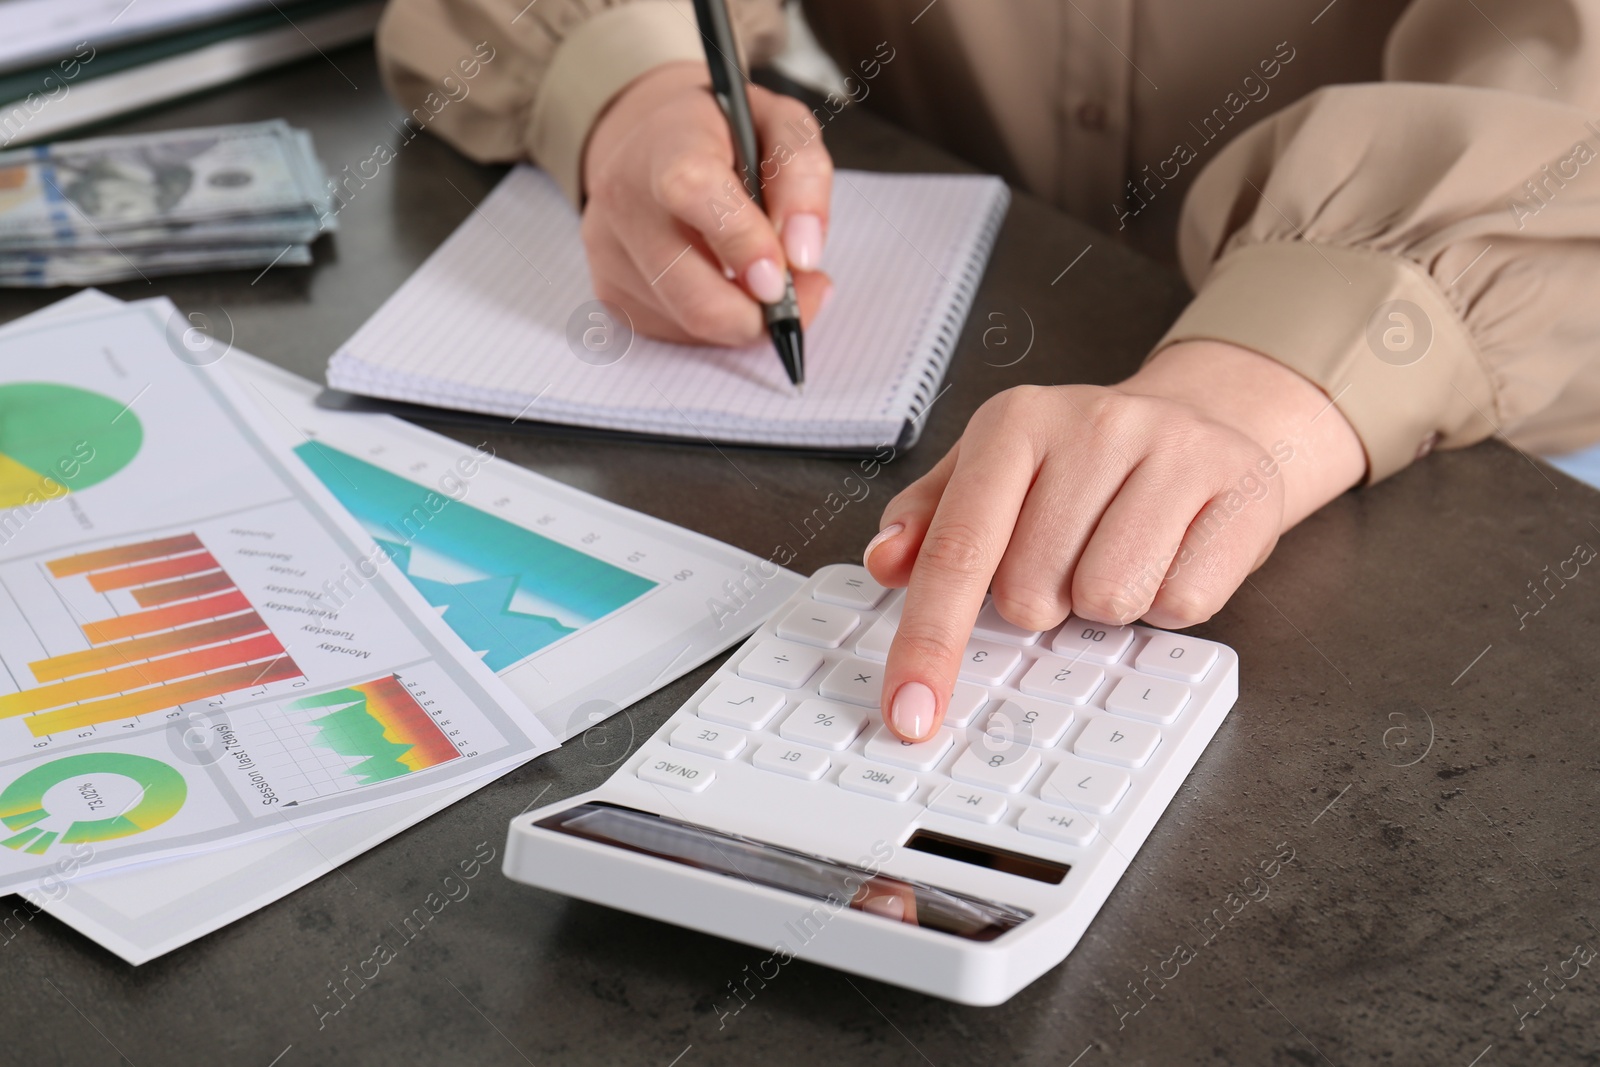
[745,258,785,303]
[783,213,824,271]
[862,522,903,567]
[818,282,836,316]
[861,895,905,920]
[890,681,936,741]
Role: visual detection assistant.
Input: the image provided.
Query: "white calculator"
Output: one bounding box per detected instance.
[504,564,1237,1005]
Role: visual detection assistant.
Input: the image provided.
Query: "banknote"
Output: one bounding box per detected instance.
[0,212,326,252]
[0,243,314,286]
[0,120,330,236]
[0,120,333,286]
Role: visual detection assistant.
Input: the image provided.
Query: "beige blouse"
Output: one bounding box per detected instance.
[375,0,1600,481]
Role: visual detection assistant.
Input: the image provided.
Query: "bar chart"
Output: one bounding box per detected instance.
[3,532,303,738]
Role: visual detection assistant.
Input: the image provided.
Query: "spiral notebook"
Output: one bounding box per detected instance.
[327,165,1009,450]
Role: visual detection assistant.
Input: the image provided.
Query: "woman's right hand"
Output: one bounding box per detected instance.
[580,60,835,346]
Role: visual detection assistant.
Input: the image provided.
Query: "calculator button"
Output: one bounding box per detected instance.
[949,739,1043,794]
[698,679,786,729]
[1040,756,1131,814]
[1018,656,1104,706]
[863,724,954,771]
[1018,805,1097,846]
[957,638,1022,686]
[972,599,1043,646]
[778,699,871,751]
[637,752,716,793]
[1135,633,1218,682]
[929,783,1007,824]
[753,742,831,781]
[984,697,1074,748]
[852,617,896,662]
[1104,674,1191,724]
[839,762,918,802]
[818,657,883,708]
[1050,617,1134,664]
[737,640,824,689]
[944,682,990,728]
[1072,715,1161,768]
[813,566,888,610]
[775,601,860,648]
[669,721,747,760]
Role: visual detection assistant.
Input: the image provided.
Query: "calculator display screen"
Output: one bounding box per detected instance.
[540,802,1033,942]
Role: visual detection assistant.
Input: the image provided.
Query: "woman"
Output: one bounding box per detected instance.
[375,0,1600,741]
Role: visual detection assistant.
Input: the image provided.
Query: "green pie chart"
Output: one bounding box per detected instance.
[0,753,186,855]
[0,383,143,508]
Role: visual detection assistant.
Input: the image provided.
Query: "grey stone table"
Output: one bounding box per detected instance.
[3,44,1598,1067]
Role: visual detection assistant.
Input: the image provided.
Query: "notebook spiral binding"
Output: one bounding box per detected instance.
[898,184,1013,447]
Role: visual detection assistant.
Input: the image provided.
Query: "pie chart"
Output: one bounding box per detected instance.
[0,382,142,507]
[0,752,187,855]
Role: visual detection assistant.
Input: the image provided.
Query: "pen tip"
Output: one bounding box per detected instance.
[770,318,804,396]
[796,382,805,397]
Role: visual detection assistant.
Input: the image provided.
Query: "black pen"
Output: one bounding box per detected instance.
[691,0,805,394]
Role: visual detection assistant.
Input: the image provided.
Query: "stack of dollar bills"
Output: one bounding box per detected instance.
[0,120,335,287]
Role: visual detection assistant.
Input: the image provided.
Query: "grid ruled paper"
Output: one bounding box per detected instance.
[328,166,1008,448]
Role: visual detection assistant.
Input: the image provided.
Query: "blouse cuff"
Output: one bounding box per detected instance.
[1153,240,1497,484]
[530,0,707,204]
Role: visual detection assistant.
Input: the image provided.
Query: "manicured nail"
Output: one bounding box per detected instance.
[745,258,785,303]
[862,523,903,567]
[783,213,824,271]
[890,681,936,741]
[861,895,905,920]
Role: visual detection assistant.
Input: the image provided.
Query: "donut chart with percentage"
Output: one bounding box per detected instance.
[0,382,143,507]
[0,753,186,854]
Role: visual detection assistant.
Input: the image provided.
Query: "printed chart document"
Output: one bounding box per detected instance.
[0,299,558,897]
[23,292,801,962]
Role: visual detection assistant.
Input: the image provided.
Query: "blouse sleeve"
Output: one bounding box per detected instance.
[1156,0,1600,481]
[374,0,788,203]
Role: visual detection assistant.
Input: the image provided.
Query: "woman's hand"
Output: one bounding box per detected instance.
[581,61,834,345]
[865,340,1367,741]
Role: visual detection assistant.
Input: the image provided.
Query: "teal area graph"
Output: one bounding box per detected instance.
[294,443,655,670]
